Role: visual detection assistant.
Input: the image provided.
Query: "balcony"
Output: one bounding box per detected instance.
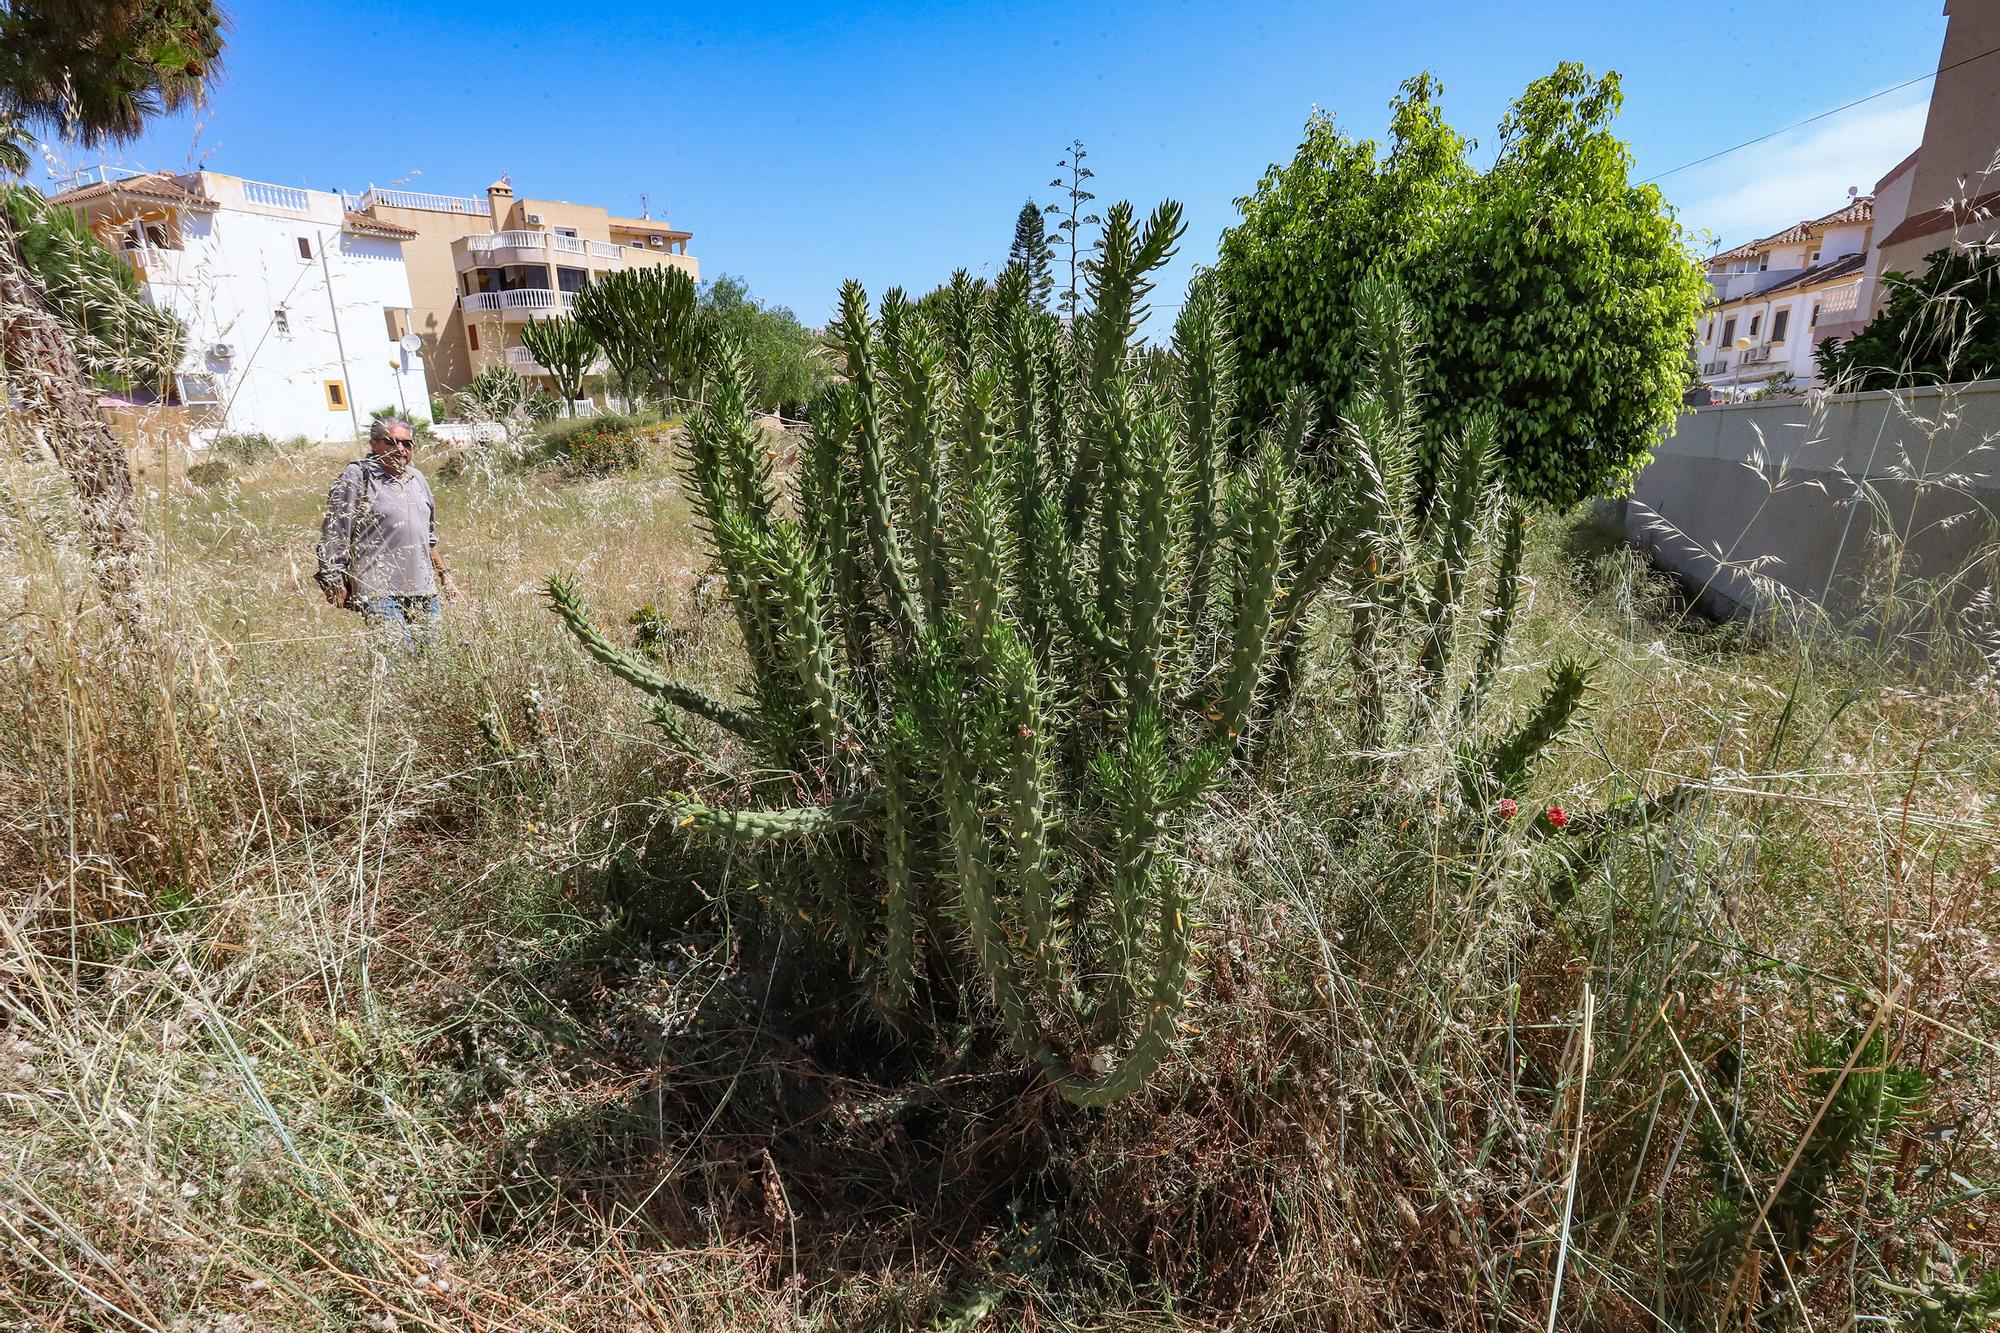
[502,346,613,376]
[460,289,579,317]
[345,187,491,217]
[454,230,624,270]
[1816,284,1861,318]
[1707,268,1807,303]
[240,179,311,214]
[118,245,185,285]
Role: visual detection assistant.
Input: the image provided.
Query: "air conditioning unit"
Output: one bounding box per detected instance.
[208,342,235,361]
[525,211,544,225]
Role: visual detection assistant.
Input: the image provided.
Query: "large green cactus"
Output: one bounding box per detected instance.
[547,228,1582,1105]
[1308,276,1587,790]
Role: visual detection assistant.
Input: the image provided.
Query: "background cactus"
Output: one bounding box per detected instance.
[548,211,1586,1105]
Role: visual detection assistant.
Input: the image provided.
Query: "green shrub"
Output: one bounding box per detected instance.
[546,203,1586,1108]
[209,431,282,465]
[534,415,650,478]
[184,457,231,488]
[1819,246,2000,390]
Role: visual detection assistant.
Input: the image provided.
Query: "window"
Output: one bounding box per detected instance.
[1810,250,1821,263]
[297,236,313,261]
[554,226,579,239]
[467,324,480,351]
[1771,308,1790,343]
[1748,313,1762,338]
[273,307,290,335]
[324,380,347,410]
[1758,254,1769,272]
[1810,303,1821,328]
[1721,317,1737,346]
[384,307,410,341]
[556,266,589,294]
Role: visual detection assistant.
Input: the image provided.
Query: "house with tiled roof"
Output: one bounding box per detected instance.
[50,168,433,443]
[1692,194,1878,397]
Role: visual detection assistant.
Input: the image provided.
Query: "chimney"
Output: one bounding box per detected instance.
[486,174,514,228]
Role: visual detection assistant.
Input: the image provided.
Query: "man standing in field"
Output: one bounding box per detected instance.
[315,416,453,646]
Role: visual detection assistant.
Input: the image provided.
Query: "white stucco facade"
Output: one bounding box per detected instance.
[1692,195,1876,397]
[55,170,433,444]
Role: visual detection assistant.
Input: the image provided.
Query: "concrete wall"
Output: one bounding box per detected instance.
[1607,379,2000,624]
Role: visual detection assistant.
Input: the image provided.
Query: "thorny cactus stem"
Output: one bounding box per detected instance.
[547,244,1574,1108]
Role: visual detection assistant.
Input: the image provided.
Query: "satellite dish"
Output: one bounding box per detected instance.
[398,333,424,354]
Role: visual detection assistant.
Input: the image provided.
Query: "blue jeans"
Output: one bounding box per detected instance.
[360,594,442,650]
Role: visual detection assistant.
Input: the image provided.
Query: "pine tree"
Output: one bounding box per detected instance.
[1006,198,1054,310]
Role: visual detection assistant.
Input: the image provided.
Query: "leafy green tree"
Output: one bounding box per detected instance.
[1817,247,2000,390]
[698,274,824,416]
[1045,138,1101,320]
[1006,197,1054,309]
[1215,67,1707,510]
[1216,76,1469,441]
[518,314,599,415]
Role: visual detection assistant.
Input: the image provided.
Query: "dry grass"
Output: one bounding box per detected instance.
[3,425,1999,1331]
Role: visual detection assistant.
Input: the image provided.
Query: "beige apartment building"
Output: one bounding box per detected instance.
[349,176,697,396]
[1867,0,2000,304]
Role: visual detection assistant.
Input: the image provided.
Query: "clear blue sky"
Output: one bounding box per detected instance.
[37,0,1952,325]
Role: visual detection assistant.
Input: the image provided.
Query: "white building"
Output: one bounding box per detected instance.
[1692,194,1877,398]
[51,169,433,444]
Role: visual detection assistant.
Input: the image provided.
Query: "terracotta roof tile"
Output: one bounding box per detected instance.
[1875,187,2000,251]
[1712,196,1875,265]
[342,211,417,240]
[49,171,214,211]
[1757,251,1866,296]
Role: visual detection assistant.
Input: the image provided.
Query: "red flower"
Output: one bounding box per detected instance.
[1495,798,1518,819]
[1546,806,1569,829]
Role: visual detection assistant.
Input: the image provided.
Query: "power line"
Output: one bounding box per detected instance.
[1641,41,2000,185]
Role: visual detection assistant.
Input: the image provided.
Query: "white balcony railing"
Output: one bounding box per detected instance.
[119,245,183,280]
[1817,284,1861,317]
[503,346,612,374]
[461,289,578,314]
[346,187,492,217]
[242,180,311,212]
[460,231,623,263]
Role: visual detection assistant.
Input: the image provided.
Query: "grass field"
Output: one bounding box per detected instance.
[3,427,1997,1330]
